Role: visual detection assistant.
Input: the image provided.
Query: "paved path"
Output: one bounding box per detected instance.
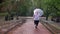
[7,19,52,34]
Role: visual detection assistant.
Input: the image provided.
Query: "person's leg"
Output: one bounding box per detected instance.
[34,20,37,28]
[35,20,39,28]
[36,21,39,26]
[35,22,37,28]
[37,20,39,26]
[34,20,39,28]
[36,21,39,28]
[34,20,36,25]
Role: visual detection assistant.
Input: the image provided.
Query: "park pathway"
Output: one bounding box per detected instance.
[7,19,52,34]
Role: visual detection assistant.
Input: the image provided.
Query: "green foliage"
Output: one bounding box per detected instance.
[0,0,60,17]
[0,13,8,16]
[42,0,60,20]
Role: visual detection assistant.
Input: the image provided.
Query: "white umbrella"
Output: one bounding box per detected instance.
[34,8,43,16]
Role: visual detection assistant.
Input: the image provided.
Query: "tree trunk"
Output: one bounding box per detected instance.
[46,16,48,20]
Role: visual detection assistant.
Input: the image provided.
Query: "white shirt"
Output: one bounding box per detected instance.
[33,8,43,20]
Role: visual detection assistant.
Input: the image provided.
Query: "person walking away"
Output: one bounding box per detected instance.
[33,8,43,29]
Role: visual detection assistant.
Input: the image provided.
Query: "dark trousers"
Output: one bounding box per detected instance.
[34,20,39,26]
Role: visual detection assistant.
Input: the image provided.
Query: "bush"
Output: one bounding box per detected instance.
[51,11,60,22]
[0,13,8,16]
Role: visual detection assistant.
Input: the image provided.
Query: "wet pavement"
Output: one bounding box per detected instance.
[7,19,52,34]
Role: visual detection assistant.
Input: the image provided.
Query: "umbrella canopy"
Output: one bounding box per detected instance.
[34,8,43,16]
